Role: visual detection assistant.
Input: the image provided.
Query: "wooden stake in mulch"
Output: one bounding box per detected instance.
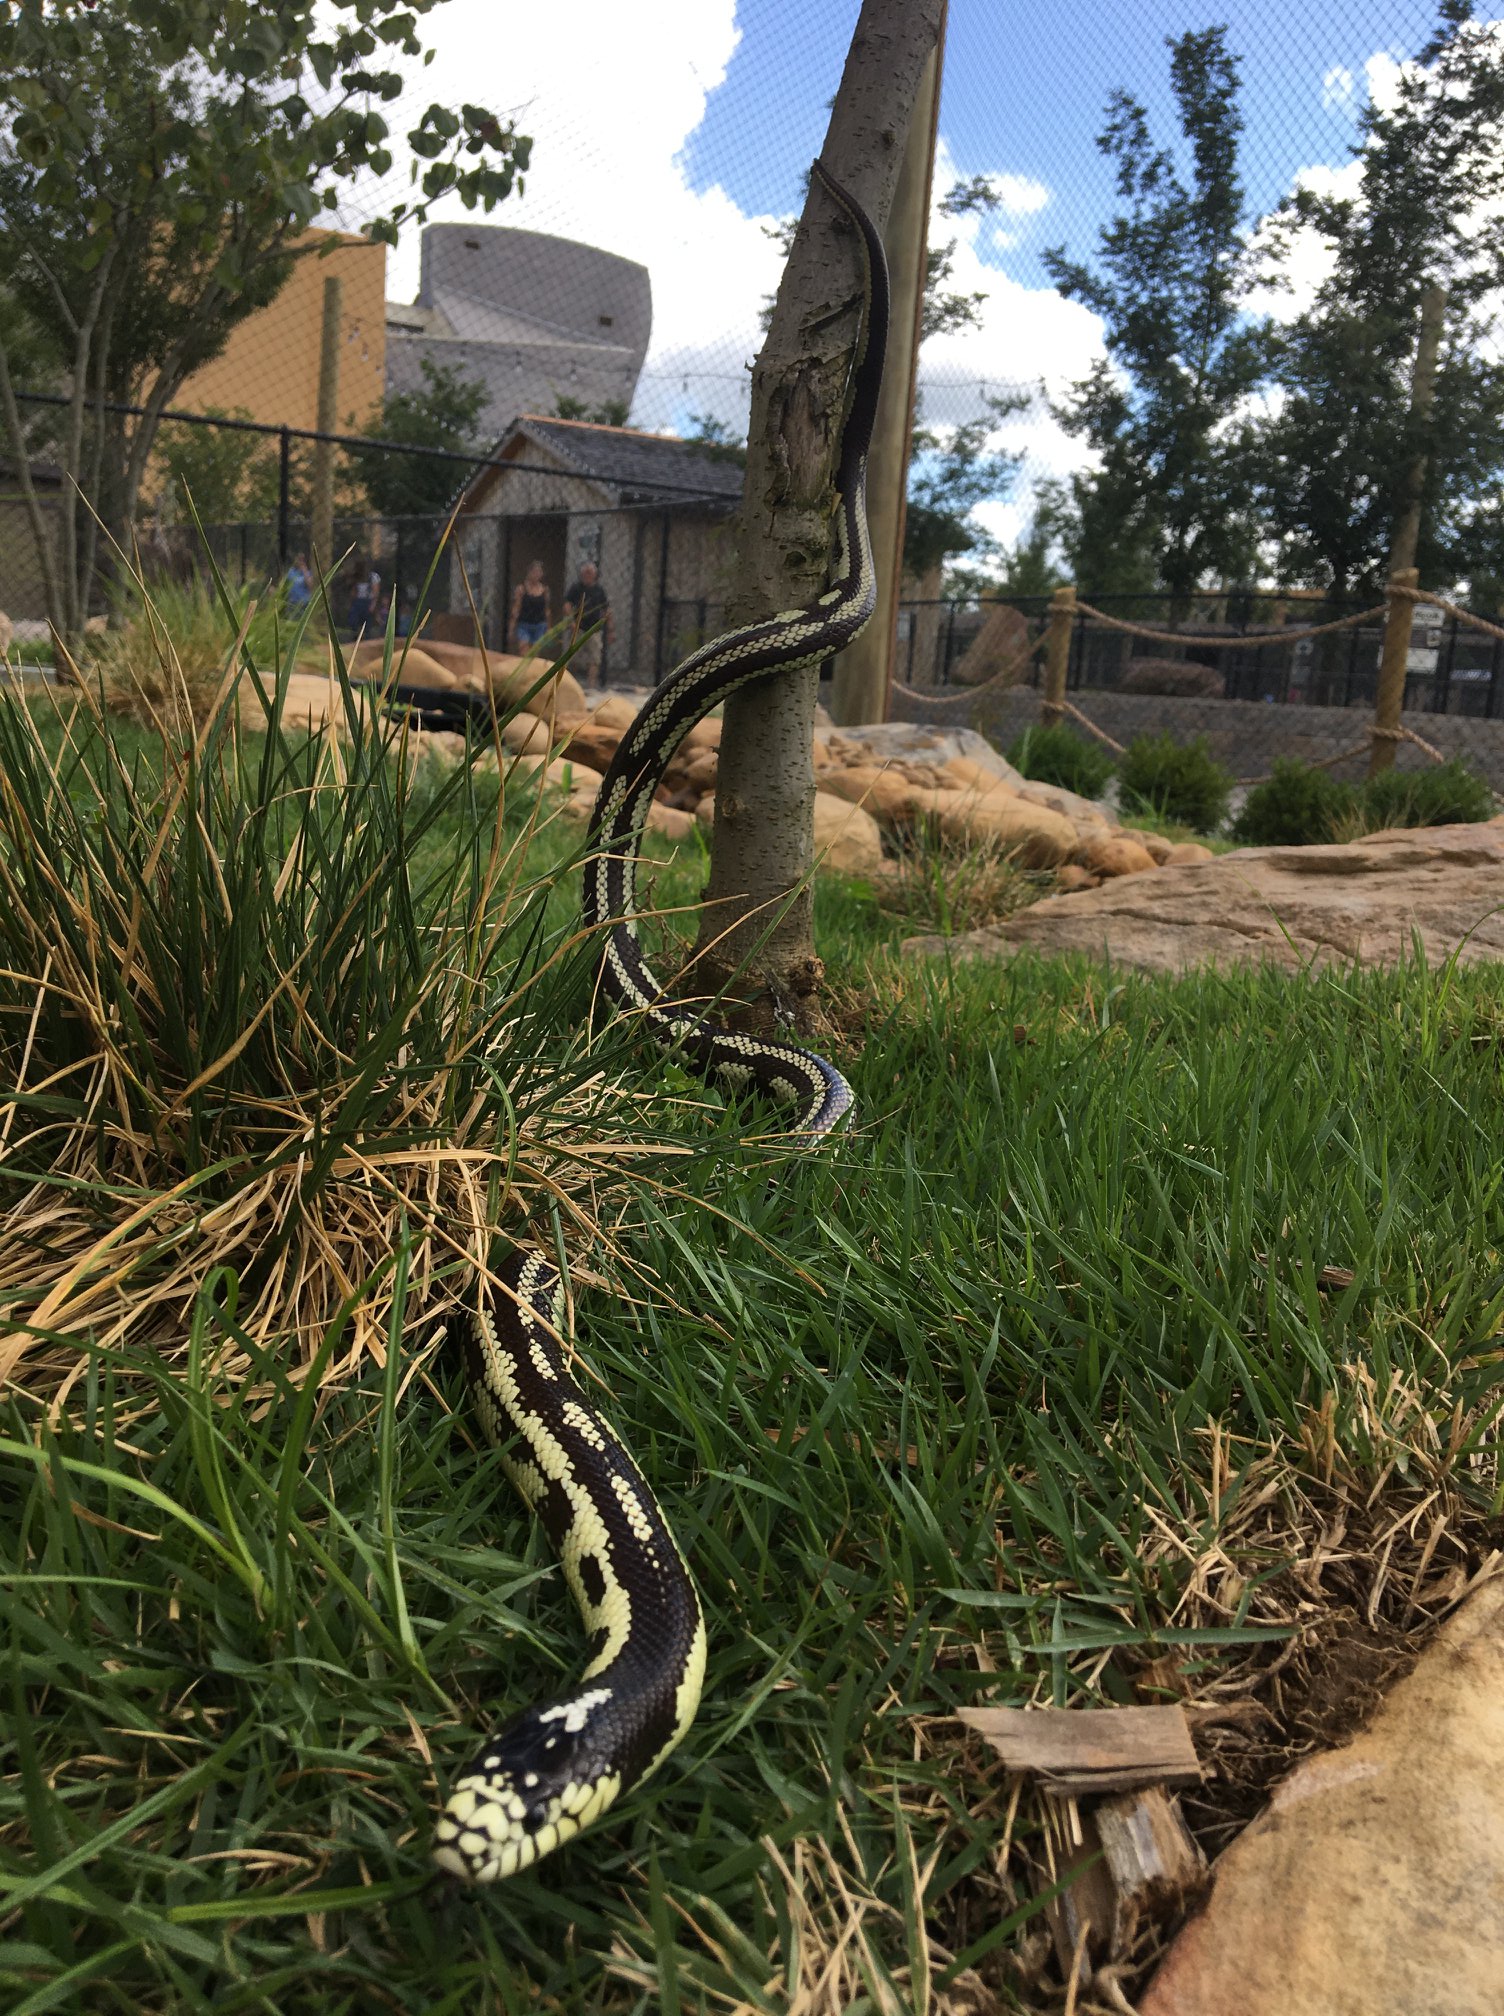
[961,1704,1211,1974]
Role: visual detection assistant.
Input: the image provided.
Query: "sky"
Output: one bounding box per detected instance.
[349,0,1479,554]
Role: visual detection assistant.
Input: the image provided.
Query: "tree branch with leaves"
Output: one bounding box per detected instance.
[0,0,530,640]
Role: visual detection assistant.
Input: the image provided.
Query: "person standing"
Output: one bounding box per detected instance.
[509,560,551,653]
[563,560,612,686]
[284,553,313,613]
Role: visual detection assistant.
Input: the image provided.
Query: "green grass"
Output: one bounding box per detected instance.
[1,638,1502,2011]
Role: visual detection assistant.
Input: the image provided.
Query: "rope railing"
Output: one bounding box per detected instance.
[1070,598,1388,650]
[891,573,1500,800]
[1396,583,1504,649]
[1053,698,1477,792]
[889,626,1048,707]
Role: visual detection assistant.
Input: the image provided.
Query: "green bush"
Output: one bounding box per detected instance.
[1357,758,1495,832]
[1118,732,1232,834]
[1231,759,1357,847]
[1007,721,1116,799]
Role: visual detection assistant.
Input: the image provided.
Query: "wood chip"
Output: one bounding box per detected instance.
[1045,1789,1210,1969]
[960,1704,1203,1794]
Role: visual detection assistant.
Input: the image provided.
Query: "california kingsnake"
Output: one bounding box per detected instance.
[431,161,889,1886]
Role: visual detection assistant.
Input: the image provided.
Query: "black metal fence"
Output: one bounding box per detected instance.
[894,592,1504,720]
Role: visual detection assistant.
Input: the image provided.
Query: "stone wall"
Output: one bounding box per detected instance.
[890,684,1504,792]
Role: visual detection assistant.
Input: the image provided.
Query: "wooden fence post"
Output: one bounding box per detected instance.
[310,275,343,598]
[1042,583,1076,725]
[1370,568,1418,777]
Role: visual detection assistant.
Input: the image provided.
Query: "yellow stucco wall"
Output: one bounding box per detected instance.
[174,227,387,433]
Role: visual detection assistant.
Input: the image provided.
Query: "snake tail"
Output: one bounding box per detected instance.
[433,1251,707,1882]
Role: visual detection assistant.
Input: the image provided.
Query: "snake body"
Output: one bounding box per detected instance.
[431,162,889,1885]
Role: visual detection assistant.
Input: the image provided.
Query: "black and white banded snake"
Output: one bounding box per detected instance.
[431,161,889,1886]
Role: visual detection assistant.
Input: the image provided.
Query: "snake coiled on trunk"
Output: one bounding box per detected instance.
[432,161,888,1885]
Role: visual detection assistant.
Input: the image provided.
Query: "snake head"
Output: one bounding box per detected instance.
[431,1690,625,1884]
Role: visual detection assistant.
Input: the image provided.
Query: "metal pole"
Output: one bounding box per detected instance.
[277,427,291,566]
[654,510,670,680]
[1434,610,1457,714]
[310,276,343,590]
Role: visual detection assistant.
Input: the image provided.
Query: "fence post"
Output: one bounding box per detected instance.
[277,427,291,566]
[1041,583,1076,725]
[310,275,343,588]
[1370,568,1418,776]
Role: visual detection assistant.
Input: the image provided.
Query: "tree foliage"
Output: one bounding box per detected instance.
[1253,0,1504,596]
[344,357,489,520]
[1044,27,1267,604]
[0,0,530,637]
[151,410,281,528]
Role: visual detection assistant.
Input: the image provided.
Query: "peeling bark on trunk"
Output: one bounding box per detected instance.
[687,0,944,1037]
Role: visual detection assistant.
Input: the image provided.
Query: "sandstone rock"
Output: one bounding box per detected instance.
[944,755,1014,794]
[559,721,623,771]
[245,670,363,734]
[819,763,940,823]
[517,664,588,729]
[812,791,883,874]
[645,802,696,841]
[682,748,720,792]
[590,692,639,730]
[681,716,721,753]
[397,637,493,689]
[412,730,468,768]
[1015,779,1113,829]
[1141,1578,1504,2016]
[350,641,459,690]
[501,711,553,754]
[816,721,1020,785]
[1119,826,1175,864]
[694,790,717,825]
[934,792,1078,867]
[1076,834,1159,877]
[1162,841,1214,867]
[1117,654,1225,698]
[0,610,12,658]
[945,599,1032,688]
[1054,864,1100,893]
[901,824,1504,972]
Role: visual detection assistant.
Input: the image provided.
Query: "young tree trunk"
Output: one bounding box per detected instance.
[688,0,944,1035]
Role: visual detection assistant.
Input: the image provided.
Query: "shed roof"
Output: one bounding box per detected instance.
[459,414,746,513]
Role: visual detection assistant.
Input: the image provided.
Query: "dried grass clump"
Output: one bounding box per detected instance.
[72,574,302,732]
[0,582,667,1409]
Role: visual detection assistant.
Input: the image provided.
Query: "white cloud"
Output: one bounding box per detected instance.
[1321,64,1355,113]
[335,0,780,432]
[329,8,1105,522]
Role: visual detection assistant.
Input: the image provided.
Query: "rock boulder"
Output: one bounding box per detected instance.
[1142,1577,1504,2016]
[901,823,1504,972]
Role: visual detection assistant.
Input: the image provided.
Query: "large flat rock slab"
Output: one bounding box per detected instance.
[902,822,1504,973]
[1141,1577,1504,2016]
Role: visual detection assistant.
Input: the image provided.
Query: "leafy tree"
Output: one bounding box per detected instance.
[903,393,1024,582]
[344,358,489,520]
[552,394,632,427]
[1044,27,1269,606]
[152,409,281,528]
[1253,1,1504,598]
[0,0,530,639]
[682,413,748,468]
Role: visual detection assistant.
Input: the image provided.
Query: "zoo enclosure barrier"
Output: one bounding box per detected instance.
[1,392,739,691]
[888,577,1504,795]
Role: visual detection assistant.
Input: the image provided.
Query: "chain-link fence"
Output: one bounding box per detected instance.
[5,0,1504,791]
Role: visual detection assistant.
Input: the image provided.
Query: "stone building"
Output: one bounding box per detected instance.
[385,226,651,447]
[439,415,744,682]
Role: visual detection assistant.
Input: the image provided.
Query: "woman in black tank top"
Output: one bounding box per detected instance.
[510,561,551,652]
